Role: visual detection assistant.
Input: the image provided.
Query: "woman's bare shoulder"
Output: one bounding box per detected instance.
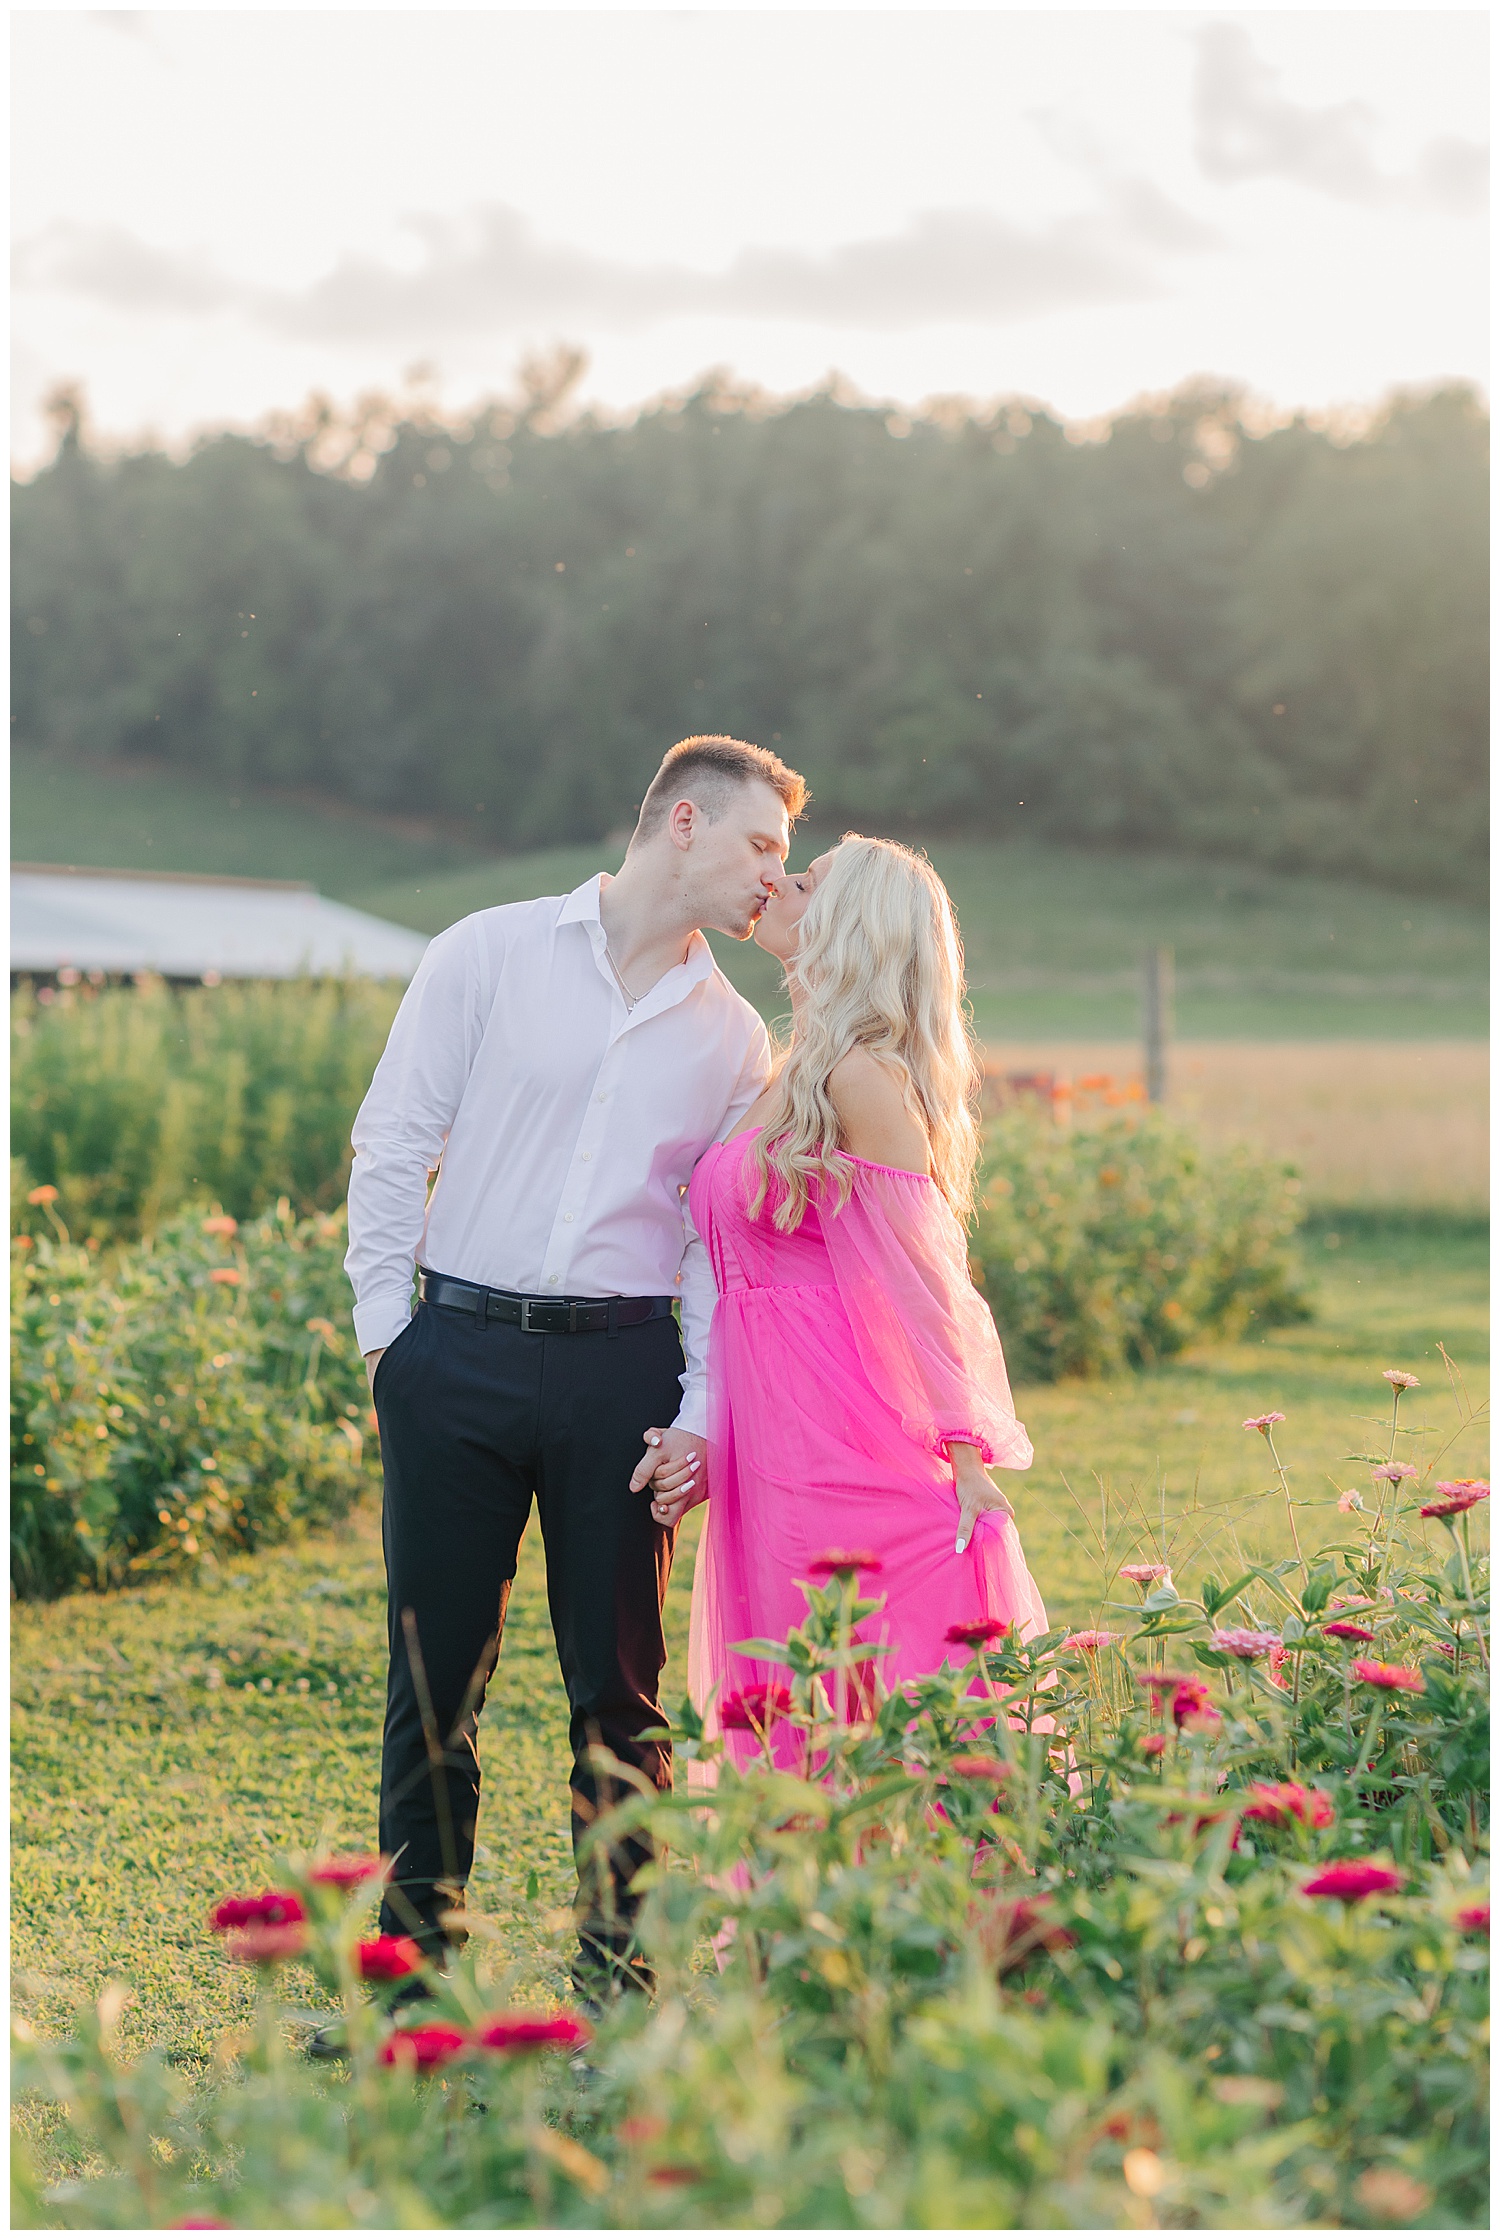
[827,1048,930,1174]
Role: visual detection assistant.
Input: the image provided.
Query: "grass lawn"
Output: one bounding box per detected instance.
[12,749,1486,1040]
[13,1212,1488,2132]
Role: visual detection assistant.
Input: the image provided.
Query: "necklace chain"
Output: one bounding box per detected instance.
[602,937,638,1011]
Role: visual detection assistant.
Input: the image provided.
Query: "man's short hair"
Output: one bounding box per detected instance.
[633,735,808,844]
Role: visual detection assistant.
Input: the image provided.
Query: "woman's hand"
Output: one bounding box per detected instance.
[949,1441,1015,1554]
[629,1427,711,1528]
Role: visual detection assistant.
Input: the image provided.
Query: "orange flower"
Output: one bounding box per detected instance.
[26,1185,58,1206]
[209,1268,243,1287]
[201,1215,239,1239]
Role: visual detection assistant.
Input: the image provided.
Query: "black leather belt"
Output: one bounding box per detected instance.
[417,1267,676,1336]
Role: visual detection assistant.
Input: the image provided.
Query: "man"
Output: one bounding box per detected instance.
[344,734,806,2007]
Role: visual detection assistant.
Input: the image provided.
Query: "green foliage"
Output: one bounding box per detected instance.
[11,1203,371,1598]
[13,377,1488,895]
[13,1441,1489,2229]
[973,1101,1311,1381]
[11,976,400,1240]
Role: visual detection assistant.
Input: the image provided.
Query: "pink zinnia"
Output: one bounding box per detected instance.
[806,1549,882,1581]
[1241,1781,1336,1831]
[1301,1860,1403,1903]
[310,1854,388,1890]
[210,1891,307,1933]
[1119,1563,1171,1585]
[1381,1370,1420,1391]
[1352,1658,1425,1694]
[1063,1630,1120,1654]
[1171,1679,1220,1730]
[720,1681,794,1731]
[1422,1482,1489,1519]
[1322,1620,1375,1644]
[1209,1628,1281,1660]
[1242,1412,1286,1433]
[1136,1670,1195,1700]
[1139,1734,1168,1758]
[1454,1903,1489,1937]
[379,2023,470,2072]
[1370,1462,1416,1484]
[474,2011,593,2055]
[945,1618,1010,1648]
[1336,1489,1365,1515]
[357,1936,425,1982]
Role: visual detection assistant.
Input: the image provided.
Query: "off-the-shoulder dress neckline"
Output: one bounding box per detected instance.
[719,1121,932,1184]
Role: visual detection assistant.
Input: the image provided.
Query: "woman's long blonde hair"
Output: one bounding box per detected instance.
[745,835,982,1233]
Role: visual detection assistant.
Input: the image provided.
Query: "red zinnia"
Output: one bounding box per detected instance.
[1136,1670,1195,1700]
[720,1681,794,1731]
[225,1922,309,1965]
[1139,1734,1168,1758]
[1240,1781,1336,1831]
[378,2022,470,2072]
[357,1936,426,1982]
[473,2010,593,2055]
[1421,1481,1489,1519]
[807,1549,882,1581]
[210,1891,307,1933]
[1351,1658,1425,1694]
[1322,1621,1375,1644]
[1454,1903,1489,1937]
[310,1854,388,1890]
[945,1618,1010,1648]
[1301,1860,1402,1903]
[988,1894,1076,1975]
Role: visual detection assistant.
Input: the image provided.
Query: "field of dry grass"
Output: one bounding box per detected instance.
[983,1039,1488,1213]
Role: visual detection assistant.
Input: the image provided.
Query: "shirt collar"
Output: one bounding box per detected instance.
[558,874,717,999]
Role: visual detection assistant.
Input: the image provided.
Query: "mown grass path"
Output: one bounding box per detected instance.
[13,1219,1487,2099]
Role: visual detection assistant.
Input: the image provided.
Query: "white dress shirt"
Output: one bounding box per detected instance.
[345,875,771,1436]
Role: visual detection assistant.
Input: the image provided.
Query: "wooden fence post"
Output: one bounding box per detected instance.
[1143,946,1174,1105]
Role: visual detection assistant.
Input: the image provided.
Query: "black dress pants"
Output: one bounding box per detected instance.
[371,1292,684,1994]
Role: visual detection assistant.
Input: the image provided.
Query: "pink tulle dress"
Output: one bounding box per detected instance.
[687,1128,1048,1770]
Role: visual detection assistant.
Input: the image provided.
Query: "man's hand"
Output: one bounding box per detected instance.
[951,1441,1015,1554]
[364,1348,386,1396]
[630,1425,709,1528]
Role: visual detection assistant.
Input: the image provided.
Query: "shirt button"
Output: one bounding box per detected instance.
[563,1213,574,1223]
[596,1092,607,1103]
[548,1274,561,1286]
[580,1151,592,1162]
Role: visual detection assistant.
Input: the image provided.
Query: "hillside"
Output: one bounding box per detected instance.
[12,748,1486,1040]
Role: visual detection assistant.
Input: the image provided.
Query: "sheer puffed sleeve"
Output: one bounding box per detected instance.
[819,1162,1033,1472]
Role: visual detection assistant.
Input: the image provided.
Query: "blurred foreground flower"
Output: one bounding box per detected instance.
[1241,1781,1335,1831]
[720,1682,794,1731]
[1453,1903,1489,1937]
[357,1937,425,1982]
[1322,1621,1375,1644]
[310,1854,388,1890]
[1352,1658,1425,1694]
[807,1549,881,1581]
[945,1618,1009,1647]
[1062,1629,1120,1653]
[379,2023,469,2072]
[1301,1860,1403,1903]
[474,2011,593,2055]
[208,1268,243,1287]
[201,1215,238,1238]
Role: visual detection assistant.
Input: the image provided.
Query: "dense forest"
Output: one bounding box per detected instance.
[11,364,1487,894]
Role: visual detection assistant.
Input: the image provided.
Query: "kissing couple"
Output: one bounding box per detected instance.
[343,733,1047,2015]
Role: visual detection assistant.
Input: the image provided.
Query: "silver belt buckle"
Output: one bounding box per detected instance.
[518,1297,542,1334]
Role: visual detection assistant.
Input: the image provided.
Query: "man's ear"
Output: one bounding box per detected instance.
[665,797,698,851]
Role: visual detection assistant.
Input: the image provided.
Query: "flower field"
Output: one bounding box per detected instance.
[14,1414,1489,2228]
[11,1213,1488,2227]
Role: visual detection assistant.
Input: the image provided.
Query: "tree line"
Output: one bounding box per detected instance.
[11,362,1487,895]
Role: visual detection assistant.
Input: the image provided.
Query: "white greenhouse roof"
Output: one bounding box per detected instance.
[11,864,430,982]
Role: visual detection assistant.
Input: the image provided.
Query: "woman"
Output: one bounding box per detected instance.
[648,835,1047,1768]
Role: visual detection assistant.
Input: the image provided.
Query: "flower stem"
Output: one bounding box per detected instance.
[1264,1428,1307,1581]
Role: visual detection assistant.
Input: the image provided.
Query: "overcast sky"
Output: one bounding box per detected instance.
[11,7,1489,463]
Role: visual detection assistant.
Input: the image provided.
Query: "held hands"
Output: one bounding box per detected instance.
[630,1426,709,1528]
[950,1441,1015,1554]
